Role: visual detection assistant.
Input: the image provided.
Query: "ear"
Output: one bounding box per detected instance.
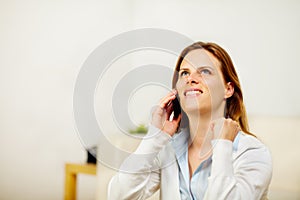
[224,82,234,99]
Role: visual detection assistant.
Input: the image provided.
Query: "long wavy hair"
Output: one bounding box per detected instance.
[172,42,253,135]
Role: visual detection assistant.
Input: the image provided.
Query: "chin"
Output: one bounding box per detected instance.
[181,102,211,116]
[182,106,205,115]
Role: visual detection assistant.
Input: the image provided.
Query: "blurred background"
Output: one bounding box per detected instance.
[0,0,299,199]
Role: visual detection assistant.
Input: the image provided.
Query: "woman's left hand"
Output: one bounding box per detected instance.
[211,118,241,142]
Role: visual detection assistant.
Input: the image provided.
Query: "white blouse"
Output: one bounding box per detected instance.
[108,125,273,200]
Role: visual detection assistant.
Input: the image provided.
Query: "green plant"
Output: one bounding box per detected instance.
[129,124,148,134]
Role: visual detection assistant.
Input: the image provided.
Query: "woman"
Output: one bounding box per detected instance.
[108,42,272,200]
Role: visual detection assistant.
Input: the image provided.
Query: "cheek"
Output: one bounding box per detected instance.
[175,80,186,107]
[206,78,226,99]
[175,80,184,92]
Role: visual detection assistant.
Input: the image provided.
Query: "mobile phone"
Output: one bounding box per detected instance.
[172,95,181,119]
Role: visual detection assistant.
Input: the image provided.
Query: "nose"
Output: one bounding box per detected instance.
[186,72,199,85]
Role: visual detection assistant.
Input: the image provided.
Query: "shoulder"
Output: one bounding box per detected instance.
[237,132,268,150]
[234,132,272,165]
[233,132,273,188]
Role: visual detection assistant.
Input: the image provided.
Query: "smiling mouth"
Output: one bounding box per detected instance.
[184,89,203,96]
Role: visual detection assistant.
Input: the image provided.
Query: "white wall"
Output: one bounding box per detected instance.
[0,0,299,199]
[0,0,133,199]
[130,0,300,116]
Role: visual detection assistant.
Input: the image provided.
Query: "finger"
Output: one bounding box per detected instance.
[172,113,182,124]
[159,93,176,109]
[213,117,225,124]
[236,123,241,132]
[209,121,215,132]
[164,90,177,100]
[226,119,240,134]
[162,89,177,99]
[165,101,174,120]
[211,117,224,130]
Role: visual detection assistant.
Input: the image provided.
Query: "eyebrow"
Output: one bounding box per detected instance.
[178,67,190,71]
[179,66,214,71]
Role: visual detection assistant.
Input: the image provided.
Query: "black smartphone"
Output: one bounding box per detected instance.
[172,95,181,119]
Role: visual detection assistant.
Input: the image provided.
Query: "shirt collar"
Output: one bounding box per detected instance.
[171,129,242,156]
[232,131,241,152]
[171,128,189,159]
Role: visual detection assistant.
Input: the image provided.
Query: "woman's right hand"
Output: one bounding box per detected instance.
[151,90,181,137]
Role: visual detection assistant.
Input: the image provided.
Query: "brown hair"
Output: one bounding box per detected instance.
[172,42,253,135]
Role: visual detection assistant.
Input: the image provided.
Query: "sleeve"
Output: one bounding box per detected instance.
[203,139,273,200]
[108,125,172,200]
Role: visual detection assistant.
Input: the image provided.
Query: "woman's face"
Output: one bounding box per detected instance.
[176,49,230,118]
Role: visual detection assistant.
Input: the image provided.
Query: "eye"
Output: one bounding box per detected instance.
[199,68,212,75]
[179,70,189,77]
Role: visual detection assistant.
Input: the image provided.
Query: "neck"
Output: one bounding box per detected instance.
[186,108,224,158]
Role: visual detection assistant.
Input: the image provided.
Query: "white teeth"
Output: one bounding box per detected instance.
[186,90,200,96]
